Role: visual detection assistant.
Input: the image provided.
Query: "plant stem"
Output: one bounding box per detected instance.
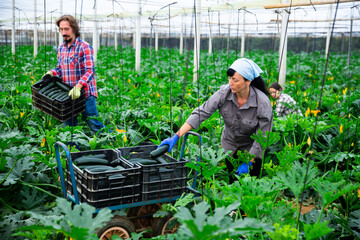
[0,196,19,212]
[20,181,59,199]
[0,159,17,186]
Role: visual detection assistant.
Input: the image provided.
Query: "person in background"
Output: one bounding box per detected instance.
[269,82,303,117]
[158,58,273,183]
[42,14,106,134]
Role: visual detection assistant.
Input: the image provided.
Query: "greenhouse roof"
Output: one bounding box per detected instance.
[0,0,359,37]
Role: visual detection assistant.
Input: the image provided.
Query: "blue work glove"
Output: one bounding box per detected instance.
[158,134,179,152]
[235,162,253,176]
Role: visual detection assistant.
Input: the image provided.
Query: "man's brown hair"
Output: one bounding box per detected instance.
[56,15,80,38]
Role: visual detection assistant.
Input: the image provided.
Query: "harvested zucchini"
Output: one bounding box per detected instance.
[155,157,168,164]
[149,145,169,158]
[38,82,56,94]
[74,158,109,165]
[127,158,158,165]
[85,165,113,172]
[55,81,71,91]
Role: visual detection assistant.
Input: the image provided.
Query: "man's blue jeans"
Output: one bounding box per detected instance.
[64,96,105,133]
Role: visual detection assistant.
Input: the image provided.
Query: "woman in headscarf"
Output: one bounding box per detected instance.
[159,58,273,182]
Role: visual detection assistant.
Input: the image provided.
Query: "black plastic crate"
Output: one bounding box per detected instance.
[117,145,188,201]
[65,149,141,208]
[31,76,85,122]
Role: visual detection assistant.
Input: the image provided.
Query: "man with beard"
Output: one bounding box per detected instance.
[42,15,106,134]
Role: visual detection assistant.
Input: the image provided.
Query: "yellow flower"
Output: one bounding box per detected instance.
[20,112,24,118]
[49,121,51,126]
[342,88,348,95]
[358,188,360,198]
[304,92,307,96]
[209,93,212,96]
[149,84,152,87]
[116,129,127,134]
[309,150,314,155]
[25,72,27,76]
[351,143,354,147]
[339,125,343,134]
[328,76,334,80]
[349,114,351,118]
[31,76,34,79]
[187,93,191,95]
[123,135,127,142]
[289,80,295,84]
[209,86,211,90]
[288,143,291,147]
[113,76,116,80]
[128,79,131,83]
[41,138,46,147]
[305,108,310,117]
[29,72,32,75]
[271,101,274,107]
[12,66,14,68]
[311,110,320,117]
[307,137,311,146]
[309,74,312,77]
[16,90,19,94]
[338,100,340,103]
[271,72,273,76]
[32,81,34,84]
[157,93,160,98]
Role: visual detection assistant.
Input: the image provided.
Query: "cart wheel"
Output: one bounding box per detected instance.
[152,214,179,236]
[126,203,162,229]
[97,216,135,240]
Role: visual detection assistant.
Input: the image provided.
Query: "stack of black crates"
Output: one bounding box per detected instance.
[65,146,187,208]
[31,76,85,121]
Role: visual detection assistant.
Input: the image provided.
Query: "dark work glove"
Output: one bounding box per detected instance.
[158,134,179,152]
[42,71,53,83]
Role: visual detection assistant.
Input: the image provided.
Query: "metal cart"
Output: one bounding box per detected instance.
[55,132,202,239]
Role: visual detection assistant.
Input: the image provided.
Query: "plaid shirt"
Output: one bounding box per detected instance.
[275,93,303,117]
[51,38,97,98]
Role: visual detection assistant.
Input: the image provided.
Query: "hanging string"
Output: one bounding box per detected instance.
[297,0,341,228]
[44,0,47,70]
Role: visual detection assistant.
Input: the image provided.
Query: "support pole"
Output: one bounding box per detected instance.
[325,4,333,59]
[193,0,201,82]
[34,0,38,58]
[12,0,15,56]
[241,11,245,57]
[93,0,98,62]
[135,0,141,71]
[180,14,184,55]
[58,0,63,46]
[347,5,353,67]
[208,31,212,55]
[155,31,158,52]
[278,0,289,87]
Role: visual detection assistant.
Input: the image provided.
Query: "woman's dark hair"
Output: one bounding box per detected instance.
[269,82,282,91]
[227,68,269,96]
[56,15,80,38]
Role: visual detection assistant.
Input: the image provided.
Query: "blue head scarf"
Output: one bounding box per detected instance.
[229,58,263,81]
